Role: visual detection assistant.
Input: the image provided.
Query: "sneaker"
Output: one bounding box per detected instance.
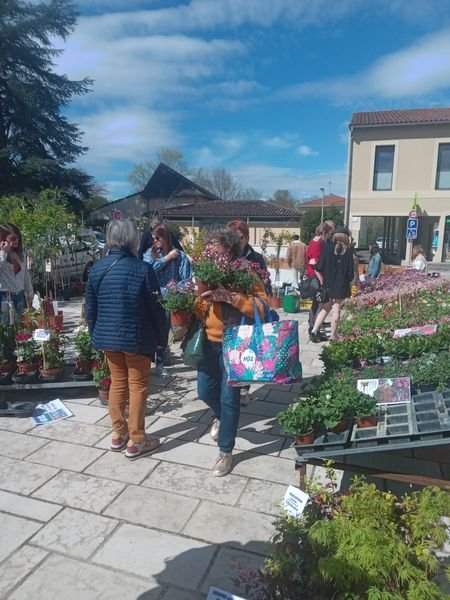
[154,364,170,379]
[213,452,233,477]
[309,331,321,343]
[125,436,160,460]
[110,432,129,451]
[210,418,220,441]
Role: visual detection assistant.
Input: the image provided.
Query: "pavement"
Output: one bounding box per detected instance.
[0,298,446,599]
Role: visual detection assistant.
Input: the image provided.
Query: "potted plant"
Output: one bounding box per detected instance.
[277,400,317,445]
[162,280,196,327]
[350,391,378,428]
[73,327,94,375]
[93,358,111,403]
[40,334,66,381]
[225,259,259,294]
[15,331,41,374]
[192,248,229,295]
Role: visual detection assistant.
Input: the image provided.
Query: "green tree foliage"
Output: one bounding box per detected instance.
[0,0,93,209]
[300,206,344,243]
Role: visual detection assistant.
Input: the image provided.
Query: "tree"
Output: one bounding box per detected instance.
[300,206,344,243]
[127,148,192,191]
[0,0,93,209]
[269,189,299,210]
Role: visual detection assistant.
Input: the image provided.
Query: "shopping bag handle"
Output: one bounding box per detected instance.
[239,297,272,326]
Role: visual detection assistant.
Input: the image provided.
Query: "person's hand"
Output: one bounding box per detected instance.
[165,249,179,261]
[201,285,236,304]
[0,240,12,254]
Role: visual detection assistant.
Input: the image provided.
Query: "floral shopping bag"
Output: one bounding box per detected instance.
[223,301,302,385]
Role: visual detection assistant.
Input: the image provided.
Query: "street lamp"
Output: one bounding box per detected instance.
[320,187,325,223]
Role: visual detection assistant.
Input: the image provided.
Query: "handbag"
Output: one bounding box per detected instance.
[298,275,320,299]
[181,303,210,368]
[181,319,205,368]
[223,299,302,386]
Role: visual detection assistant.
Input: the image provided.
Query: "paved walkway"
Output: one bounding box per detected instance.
[0,299,327,599]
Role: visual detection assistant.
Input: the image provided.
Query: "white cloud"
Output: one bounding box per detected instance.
[263,134,299,149]
[279,28,450,103]
[297,144,318,156]
[231,163,346,198]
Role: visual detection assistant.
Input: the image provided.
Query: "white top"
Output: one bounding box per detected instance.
[0,250,33,297]
[412,254,428,273]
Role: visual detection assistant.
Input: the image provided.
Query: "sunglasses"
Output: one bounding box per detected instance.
[154,236,162,241]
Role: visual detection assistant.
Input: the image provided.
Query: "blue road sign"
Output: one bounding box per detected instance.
[407,228,418,239]
[406,217,418,240]
[407,218,418,229]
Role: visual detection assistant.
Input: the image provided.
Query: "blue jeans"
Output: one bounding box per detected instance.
[0,291,25,318]
[197,339,241,453]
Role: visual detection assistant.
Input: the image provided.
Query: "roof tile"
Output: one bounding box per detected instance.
[350,108,450,127]
[163,200,301,218]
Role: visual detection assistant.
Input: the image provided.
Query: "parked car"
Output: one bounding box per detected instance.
[55,238,99,282]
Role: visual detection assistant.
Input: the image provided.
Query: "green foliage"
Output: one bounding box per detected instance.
[277,401,316,436]
[180,227,206,257]
[0,0,93,208]
[74,328,93,362]
[247,471,450,599]
[0,323,16,363]
[42,339,65,369]
[161,282,196,312]
[92,354,111,390]
[300,206,344,243]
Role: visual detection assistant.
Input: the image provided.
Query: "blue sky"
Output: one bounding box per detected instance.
[53,0,450,200]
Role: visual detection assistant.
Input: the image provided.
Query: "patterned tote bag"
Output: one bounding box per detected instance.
[223,300,302,386]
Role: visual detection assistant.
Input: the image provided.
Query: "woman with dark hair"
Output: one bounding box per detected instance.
[309,228,354,343]
[86,219,168,460]
[411,244,428,273]
[367,243,382,278]
[143,223,192,377]
[138,217,183,260]
[0,223,33,317]
[195,226,269,477]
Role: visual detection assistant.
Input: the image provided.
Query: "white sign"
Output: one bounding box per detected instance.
[207,587,246,600]
[408,210,417,218]
[45,260,52,273]
[33,329,51,342]
[282,485,309,519]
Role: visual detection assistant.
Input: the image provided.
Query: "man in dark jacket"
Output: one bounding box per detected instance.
[86,219,168,461]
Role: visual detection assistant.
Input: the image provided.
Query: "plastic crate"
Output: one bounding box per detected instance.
[299,299,312,310]
[283,294,299,313]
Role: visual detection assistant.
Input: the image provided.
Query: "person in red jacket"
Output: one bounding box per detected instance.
[306,222,333,334]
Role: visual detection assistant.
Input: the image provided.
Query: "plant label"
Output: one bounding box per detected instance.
[207,587,246,600]
[33,329,51,342]
[45,259,52,272]
[282,485,309,518]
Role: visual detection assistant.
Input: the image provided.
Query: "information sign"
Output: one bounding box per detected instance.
[406,218,418,240]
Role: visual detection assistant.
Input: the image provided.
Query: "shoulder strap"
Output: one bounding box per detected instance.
[95,255,126,295]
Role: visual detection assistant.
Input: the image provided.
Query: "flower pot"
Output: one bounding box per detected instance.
[98,388,110,403]
[76,359,93,374]
[170,310,191,327]
[71,368,93,381]
[55,311,64,332]
[0,362,16,374]
[331,418,349,433]
[17,362,40,374]
[356,415,378,428]
[195,280,214,296]
[12,370,38,384]
[295,429,315,445]
[39,367,63,382]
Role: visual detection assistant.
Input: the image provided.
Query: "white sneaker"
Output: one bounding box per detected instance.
[240,389,251,406]
[210,418,220,441]
[213,452,232,477]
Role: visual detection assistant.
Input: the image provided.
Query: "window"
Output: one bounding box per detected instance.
[373,145,394,190]
[436,143,450,189]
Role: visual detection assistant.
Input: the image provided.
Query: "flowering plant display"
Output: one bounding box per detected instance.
[161,280,196,312]
[224,259,271,293]
[93,358,111,391]
[74,327,93,362]
[15,331,41,365]
[192,249,229,287]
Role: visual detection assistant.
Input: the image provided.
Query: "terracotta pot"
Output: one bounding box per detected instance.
[55,311,64,333]
[295,429,315,445]
[356,415,378,428]
[39,367,63,381]
[170,310,191,327]
[76,359,93,373]
[98,388,110,402]
[0,362,16,374]
[331,418,348,433]
[17,362,39,374]
[195,280,214,296]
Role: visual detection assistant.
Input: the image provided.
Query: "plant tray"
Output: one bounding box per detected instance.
[350,389,450,448]
[293,420,354,454]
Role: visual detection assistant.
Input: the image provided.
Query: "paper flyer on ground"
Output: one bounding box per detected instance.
[393,324,437,338]
[357,377,411,405]
[31,398,73,425]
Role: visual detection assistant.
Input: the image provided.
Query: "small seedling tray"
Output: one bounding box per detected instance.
[294,420,353,454]
[351,390,450,448]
